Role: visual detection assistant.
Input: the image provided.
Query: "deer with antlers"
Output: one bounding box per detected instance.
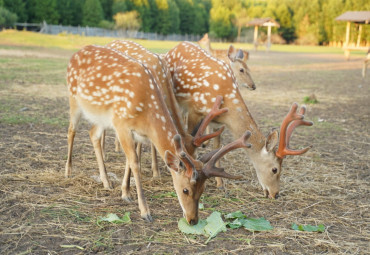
[104,40,227,177]
[165,41,313,198]
[198,34,254,90]
[65,44,251,223]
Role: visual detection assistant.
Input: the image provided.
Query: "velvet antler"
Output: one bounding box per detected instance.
[276,103,313,159]
[192,95,228,147]
[201,131,252,179]
[172,134,198,183]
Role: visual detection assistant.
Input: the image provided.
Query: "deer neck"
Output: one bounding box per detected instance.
[221,99,266,154]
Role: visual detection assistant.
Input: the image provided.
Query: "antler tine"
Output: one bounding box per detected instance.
[202,131,252,179]
[192,95,228,147]
[276,104,313,159]
[172,134,198,182]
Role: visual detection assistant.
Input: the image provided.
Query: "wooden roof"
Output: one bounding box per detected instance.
[335,11,370,24]
[247,18,280,27]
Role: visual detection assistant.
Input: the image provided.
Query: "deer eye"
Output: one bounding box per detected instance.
[183,188,189,195]
[272,168,278,174]
[240,68,244,73]
[179,161,184,168]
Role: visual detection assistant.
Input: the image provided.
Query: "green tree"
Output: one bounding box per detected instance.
[175,0,196,35]
[152,0,180,34]
[100,0,113,20]
[3,0,27,22]
[112,0,128,15]
[0,6,18,27]
[210,5,235,39]
[82,0,104,27]
[32,0,59,24]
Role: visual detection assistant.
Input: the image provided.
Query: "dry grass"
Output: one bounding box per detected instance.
[0,44,369,254]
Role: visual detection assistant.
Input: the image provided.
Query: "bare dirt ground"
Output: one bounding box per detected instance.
[0,46,369,254]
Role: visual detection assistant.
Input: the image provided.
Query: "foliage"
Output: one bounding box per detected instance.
[178,211,227,243]
[3,0,27,22]
[114,11,141,31]
[0,7,17,27]
[82,0,104,27]
[97,213,131,224]
[225,211,273,232]
[292,223,325,232]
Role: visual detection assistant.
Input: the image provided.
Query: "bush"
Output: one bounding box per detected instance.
[98,20,115,29]
[0,7,18,28]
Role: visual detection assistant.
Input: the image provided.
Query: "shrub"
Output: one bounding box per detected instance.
[0,7,18,28]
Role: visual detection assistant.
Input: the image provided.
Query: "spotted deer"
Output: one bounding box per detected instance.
[65,45,251,223]
[165,41,313,198]
[198,33,255,90]
[105,40,226,176]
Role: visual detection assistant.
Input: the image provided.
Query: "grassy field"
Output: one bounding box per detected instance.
[0,32,369,254]
[1,29,364,55]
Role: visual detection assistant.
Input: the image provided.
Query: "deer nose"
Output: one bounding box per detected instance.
[189,219,198,225]
[251,84,256,90]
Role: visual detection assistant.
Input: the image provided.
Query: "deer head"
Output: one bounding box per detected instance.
[165,132,251,225]
[227,45,255,90]
[251,103,313,199]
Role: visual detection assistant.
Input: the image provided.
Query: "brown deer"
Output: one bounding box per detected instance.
[165,41,313,198]
[198,33,255,90]
[65,44,251,223]
[104,40,226,177]
[198,34,254,90]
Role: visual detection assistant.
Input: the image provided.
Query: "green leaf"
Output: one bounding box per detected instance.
[97,212,131,224]
[178,218,207,235]
[292,223,325,232]
[243,217,273,232]
[60,244,84,250]
[227,218,244,229]
[204,211,227,238]
[224,210,247,220]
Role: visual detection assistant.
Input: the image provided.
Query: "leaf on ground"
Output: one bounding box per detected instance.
[178,218,207,235]
[243,217,273,232]
[97,212,131,224]
[204,211,227,238]
[227,218,244,229]
[292,223,325,232]
[224,210,247,220]
[60,244,84,250]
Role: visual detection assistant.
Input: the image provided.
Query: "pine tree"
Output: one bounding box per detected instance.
[82,0,104,27]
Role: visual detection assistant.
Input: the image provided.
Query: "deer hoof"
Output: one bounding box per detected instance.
[142,213,153,222]
[122,195,133,203]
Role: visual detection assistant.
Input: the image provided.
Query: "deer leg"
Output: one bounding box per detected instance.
[101,130,106,161]
[213,131,224,189]
[151,143,160,178]
[65,97,81,178]
[115,135,121,152]
[136,142,142,177]
[89,125,112,190]
[121,158,132,202]
[116,128,152,222]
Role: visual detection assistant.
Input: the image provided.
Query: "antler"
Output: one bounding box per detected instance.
[172,134,198,183]
[192,95,228,147]
[201,131,252,179]
[276,103,313,159]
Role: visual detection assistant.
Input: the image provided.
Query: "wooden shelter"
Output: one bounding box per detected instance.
[335,11,370,59]
[247,18,280,51]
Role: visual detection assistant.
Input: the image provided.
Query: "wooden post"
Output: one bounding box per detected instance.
[345,21,350,47]
[357,24,362,48]
[344,21,351,60]
[267,24,272,52]
[253,25,259,51]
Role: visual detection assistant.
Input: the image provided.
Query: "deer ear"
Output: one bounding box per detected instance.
[265,129,279,152]
[236,49,244,60]
[227,45,237,62]
[164,150,180,172]
[242,50,249,61]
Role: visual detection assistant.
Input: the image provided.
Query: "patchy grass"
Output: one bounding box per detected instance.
[0,42,369,254]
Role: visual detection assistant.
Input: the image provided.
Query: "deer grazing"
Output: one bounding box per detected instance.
[65,44,252,223]
[105,40,226,177]
[198,33,255,90]
[165,41,313,198]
